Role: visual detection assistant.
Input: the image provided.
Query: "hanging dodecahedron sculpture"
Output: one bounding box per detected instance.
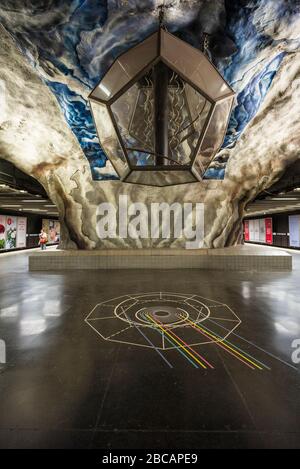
[89,28,235,186]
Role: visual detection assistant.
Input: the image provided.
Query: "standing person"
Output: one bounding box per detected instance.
[39,229,48,250]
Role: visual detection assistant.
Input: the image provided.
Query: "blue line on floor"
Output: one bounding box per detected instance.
[136,326,174,369]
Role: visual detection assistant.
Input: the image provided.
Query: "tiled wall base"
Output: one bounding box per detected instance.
[29,245,292,272]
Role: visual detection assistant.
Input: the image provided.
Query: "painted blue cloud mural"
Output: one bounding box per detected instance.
[0,0,299,180]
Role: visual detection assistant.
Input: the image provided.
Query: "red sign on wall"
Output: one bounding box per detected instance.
[265,218,273,245]
[244,220,250,241]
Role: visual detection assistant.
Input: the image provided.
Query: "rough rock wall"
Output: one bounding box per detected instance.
[1,0,299,181]
[0,23,299,249]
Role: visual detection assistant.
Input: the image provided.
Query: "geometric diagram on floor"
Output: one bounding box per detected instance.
[84,292,270,371]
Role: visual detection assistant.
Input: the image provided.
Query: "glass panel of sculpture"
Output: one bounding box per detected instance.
[90,101,129,177]
[90,32,158,102]
[160,29,233,101]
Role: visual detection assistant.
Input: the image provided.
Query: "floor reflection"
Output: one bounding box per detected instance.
[0,248,299,449]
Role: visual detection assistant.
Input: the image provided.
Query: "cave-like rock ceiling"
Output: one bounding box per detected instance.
[0,0,299,181]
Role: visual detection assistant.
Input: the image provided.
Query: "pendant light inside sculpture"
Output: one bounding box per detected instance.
[89,12,235,186]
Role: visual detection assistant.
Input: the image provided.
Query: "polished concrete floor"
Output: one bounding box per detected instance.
[0,247,299,449]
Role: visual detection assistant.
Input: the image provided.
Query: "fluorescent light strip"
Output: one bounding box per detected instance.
[0,204,22,207]
[270,198,299,201]
[22,199,48,202]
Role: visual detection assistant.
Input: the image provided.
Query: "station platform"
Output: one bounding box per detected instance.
[29,244,292,271]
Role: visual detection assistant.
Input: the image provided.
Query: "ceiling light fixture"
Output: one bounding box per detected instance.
[22,199,48,203]
[0,204,22,207]
[270,198,299,201]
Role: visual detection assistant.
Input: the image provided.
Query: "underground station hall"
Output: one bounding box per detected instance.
[0,0,300,457]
